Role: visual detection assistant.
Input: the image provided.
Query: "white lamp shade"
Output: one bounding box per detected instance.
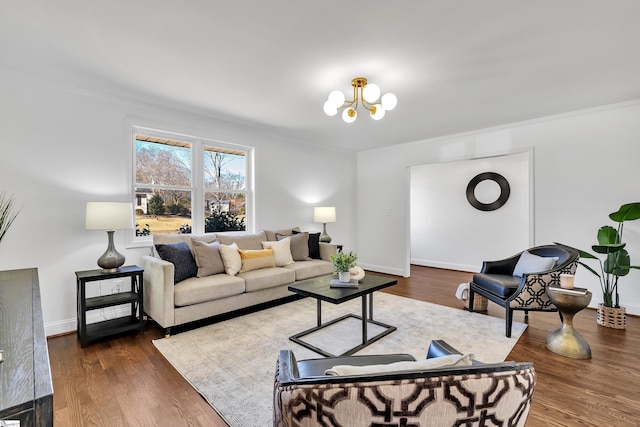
[362,83,380,103]
[86,202,134,230]
[327,90,345,108]
[342,108,357,123]
[323,100,338,116]
[314,206,336,223]
[370,104,386,120]
[381,92,397,111]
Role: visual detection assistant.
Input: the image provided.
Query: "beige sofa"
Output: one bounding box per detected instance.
[141,227,337,336]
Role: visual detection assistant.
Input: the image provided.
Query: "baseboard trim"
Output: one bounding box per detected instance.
[411,258,479,273]
[359,263,407,277]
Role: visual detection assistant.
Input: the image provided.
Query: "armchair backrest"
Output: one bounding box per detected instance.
[274,350,536,427]
[510,244,579,309]
[527,244,578,271]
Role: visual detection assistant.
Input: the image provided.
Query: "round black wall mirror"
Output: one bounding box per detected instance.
[466,172,510,211]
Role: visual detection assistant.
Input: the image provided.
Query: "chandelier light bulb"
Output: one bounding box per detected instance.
[342,108,357,123]
[362,83,381,103]
[323,100,338,116]
[370,104,386,120]
[381,92,398,111]
[327,90,345,108]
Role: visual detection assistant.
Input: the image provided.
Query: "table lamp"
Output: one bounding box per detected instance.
[85,202,134,272]
[314,206,336,243]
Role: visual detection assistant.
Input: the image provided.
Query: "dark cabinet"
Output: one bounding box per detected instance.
[0,268,54,426]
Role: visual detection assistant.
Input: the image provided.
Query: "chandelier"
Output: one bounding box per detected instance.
[323,77,397,123]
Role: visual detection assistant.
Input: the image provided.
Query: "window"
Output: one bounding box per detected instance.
[133,128,252,239]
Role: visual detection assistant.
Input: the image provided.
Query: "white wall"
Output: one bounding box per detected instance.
[357,101,640,315]
[0,67,357,336]
[410,151,531,272]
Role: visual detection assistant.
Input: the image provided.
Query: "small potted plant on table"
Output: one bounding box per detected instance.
[330,251,358,283]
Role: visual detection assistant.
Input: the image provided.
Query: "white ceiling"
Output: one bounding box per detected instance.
[2,1,640,152]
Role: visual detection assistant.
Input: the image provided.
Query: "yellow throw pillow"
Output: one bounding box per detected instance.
[239,248,276,273]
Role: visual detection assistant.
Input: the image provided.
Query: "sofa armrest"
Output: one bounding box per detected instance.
[141,255,176,329]
[319,242,338,261]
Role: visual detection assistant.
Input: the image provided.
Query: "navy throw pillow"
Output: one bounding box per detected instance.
[156,241,198,284]
[293,230,322,259]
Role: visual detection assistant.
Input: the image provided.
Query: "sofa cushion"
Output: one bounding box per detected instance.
[153,233,217,252]
[264,227,301,242]
[472,273,521,298]
[293,230,322,259]
[238,267,296,292]
[325,353,475,376]
[191,239,226,277]
[239,248,276,273]
[173,274,245,307]
[513,250,559,277]
[262,238,294,267]
[284,260,334,281]
[155,241,198,284]
[278,232,311,261]
[217,231,267,250]
[220,243,242,276]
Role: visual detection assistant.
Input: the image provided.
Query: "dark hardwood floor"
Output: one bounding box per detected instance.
[48,265,640,426]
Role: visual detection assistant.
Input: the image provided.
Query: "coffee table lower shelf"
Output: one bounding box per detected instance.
[289,313,396,358]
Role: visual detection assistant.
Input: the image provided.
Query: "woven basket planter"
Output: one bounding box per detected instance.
[596,303,626,329]
[464,295,488,311]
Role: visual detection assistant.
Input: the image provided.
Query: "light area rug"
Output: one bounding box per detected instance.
[152,292,527,427]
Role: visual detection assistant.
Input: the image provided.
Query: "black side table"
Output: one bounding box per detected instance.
[76,265,144,347]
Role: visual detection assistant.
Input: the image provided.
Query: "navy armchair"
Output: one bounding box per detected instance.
[469,244,579,337]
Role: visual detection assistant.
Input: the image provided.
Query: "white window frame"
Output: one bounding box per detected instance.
[130,125,254,245]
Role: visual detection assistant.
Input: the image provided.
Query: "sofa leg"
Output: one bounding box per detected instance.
[505,308,513,338]
[165,327,171,339]
[524,310,529,324]
[468,290,475,312]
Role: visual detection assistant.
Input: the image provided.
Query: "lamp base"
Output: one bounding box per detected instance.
[97,230,126,273]
[319,223,332,243]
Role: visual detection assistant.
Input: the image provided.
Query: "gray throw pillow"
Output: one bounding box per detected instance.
[277,232,310,261]
[191,239,225,277]
[513,251,559,277]
[155,241,198,284]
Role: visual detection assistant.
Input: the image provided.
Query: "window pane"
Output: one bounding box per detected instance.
[136,139,192,186]
[135,188,192,235]
[203,146,246,190]
[204,191,246,232]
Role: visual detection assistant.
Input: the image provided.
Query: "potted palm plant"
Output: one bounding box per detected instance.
[0,192,20,247]
[330,251,358,282]
[564,202,640,329]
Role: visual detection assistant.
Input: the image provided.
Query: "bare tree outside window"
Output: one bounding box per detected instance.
[133,133,249,236]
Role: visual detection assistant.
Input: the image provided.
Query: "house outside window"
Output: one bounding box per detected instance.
[133,128,252,239]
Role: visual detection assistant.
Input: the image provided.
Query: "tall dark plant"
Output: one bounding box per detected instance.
[0,192,20,246]
[562,202,640,308]
[204,210,245,232]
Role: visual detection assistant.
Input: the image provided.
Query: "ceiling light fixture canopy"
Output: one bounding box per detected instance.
[323,77,397,123]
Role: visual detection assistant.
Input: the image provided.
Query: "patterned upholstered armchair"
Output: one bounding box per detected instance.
[274,340,535,427]
[469,244,579,337]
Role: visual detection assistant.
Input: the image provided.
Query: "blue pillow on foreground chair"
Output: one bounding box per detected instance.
[274,340,535,427]
[469,244,579,337]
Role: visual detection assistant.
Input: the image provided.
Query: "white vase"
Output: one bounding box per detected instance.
[338,271,351,282]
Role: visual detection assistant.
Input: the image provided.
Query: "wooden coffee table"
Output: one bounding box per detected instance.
[288,273,397,357]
